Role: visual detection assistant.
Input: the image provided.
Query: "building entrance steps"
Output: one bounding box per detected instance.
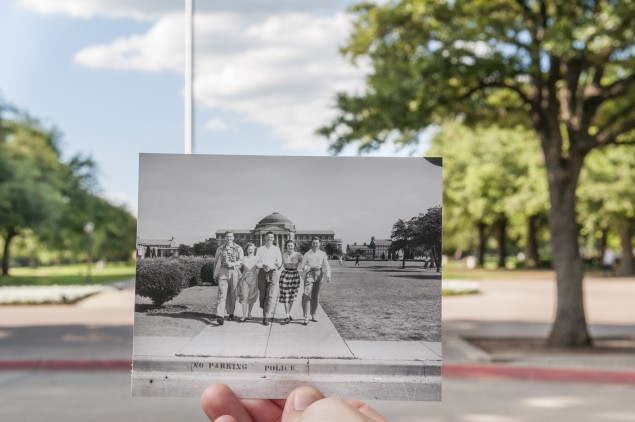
[175,301,354,359]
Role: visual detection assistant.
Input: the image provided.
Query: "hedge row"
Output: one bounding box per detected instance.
[136,256,216,306]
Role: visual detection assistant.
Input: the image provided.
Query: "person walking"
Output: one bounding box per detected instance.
[300,237,331,325]
[256,232,282,326]
[602,246,617,276]
[278,239,303,324]
[213,231,244,325]
[237,243,259,322]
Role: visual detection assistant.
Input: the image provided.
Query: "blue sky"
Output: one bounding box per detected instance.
[0,0,429,215]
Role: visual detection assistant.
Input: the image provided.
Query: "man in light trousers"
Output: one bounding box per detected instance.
[256,232,282,326]
[213,231,244,325]
[300,237,331,326]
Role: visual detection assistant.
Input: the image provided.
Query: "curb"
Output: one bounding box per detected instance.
[2,360,635,385]
[443,363,635,384]
[0,359,131,371]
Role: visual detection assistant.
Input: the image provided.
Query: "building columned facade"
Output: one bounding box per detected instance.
[215,212,342,252]
[136,237,178,259]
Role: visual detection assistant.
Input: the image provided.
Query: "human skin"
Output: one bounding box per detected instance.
[201,384,387,422]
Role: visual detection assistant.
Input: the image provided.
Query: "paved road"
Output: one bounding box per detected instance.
[3,273,635,420]
[1,370,634,422]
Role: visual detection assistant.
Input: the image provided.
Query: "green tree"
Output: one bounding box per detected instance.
[428,123,548,268]
[92,197,137,262]
[0,117,64,276]
[578,145,635,275]
[38,156,98,261]
[320,0,635,347]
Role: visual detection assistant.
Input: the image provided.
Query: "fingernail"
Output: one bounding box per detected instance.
[293,388,322,411]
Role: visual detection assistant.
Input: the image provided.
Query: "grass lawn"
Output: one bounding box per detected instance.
[135,261,441,341]
[0,263,136,286]
[135,261,441,342]
[135,286,214,338]
[442,260,555,280]
[321,262,440,342]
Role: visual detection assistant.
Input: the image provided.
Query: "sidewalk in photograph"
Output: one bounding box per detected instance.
[133,297,441,399]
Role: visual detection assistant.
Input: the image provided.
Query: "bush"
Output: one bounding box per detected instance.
[175,256,209,287]
[200,261,216,286]
[136,258,184,306]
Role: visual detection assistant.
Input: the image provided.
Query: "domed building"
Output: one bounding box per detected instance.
[215,212,342,253]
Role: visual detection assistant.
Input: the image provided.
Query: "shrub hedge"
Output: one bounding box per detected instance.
[136,258,184,306]
[175,256,210,287]
[200,261,216,285]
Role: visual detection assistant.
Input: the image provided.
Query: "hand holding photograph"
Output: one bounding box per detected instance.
[132,154,442,400]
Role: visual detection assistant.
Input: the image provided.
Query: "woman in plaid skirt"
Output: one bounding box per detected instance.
[279,240,303,324]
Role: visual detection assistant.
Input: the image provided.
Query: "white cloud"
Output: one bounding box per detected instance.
[205,118,228,131]
[72,10,368,151]
[19,0,353,21]
[22,0,369,151]
[75,13,185,71]
[18,0,179,20]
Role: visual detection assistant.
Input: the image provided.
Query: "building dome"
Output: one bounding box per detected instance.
[255,212,295,231]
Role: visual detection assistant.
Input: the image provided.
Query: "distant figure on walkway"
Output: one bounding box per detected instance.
[256,232,282,326]
[279,240,303,324]
[213,231,244,325]
[602,246,616,276]
[300,237,331,326]
[355,256,360,266]
[338,255,343,265]
[237,243,259,322]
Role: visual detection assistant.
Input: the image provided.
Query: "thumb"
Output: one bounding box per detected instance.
[281,386,324,422]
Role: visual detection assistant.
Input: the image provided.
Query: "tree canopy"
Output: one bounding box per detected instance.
[320,0,635,347]
[0,117,63,275]
[0,107,137,275]
[391,206,442,269]
[427,123,548,267]
[578,145,635,275]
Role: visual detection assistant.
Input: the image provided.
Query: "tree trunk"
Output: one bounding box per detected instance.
[1,228,17,277]
[599,228,608,257]
[477,221,487,267]
[544,149,591,348]
[618,217,634,276]
[401,249,406,269]
[496,215,507,269]
[527,214,539,268]
[433,247,441,272]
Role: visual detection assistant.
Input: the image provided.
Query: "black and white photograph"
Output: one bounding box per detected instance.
[132,153,442,400]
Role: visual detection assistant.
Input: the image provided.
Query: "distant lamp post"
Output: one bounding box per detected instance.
[84,222,95,283]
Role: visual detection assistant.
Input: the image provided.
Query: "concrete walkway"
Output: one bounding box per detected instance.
[134,299,441,362]
[178,303,354,359]
[132,283,441,399]
[4,273,635,386]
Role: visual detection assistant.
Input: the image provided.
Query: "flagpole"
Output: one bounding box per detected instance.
[184,0,193,154]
